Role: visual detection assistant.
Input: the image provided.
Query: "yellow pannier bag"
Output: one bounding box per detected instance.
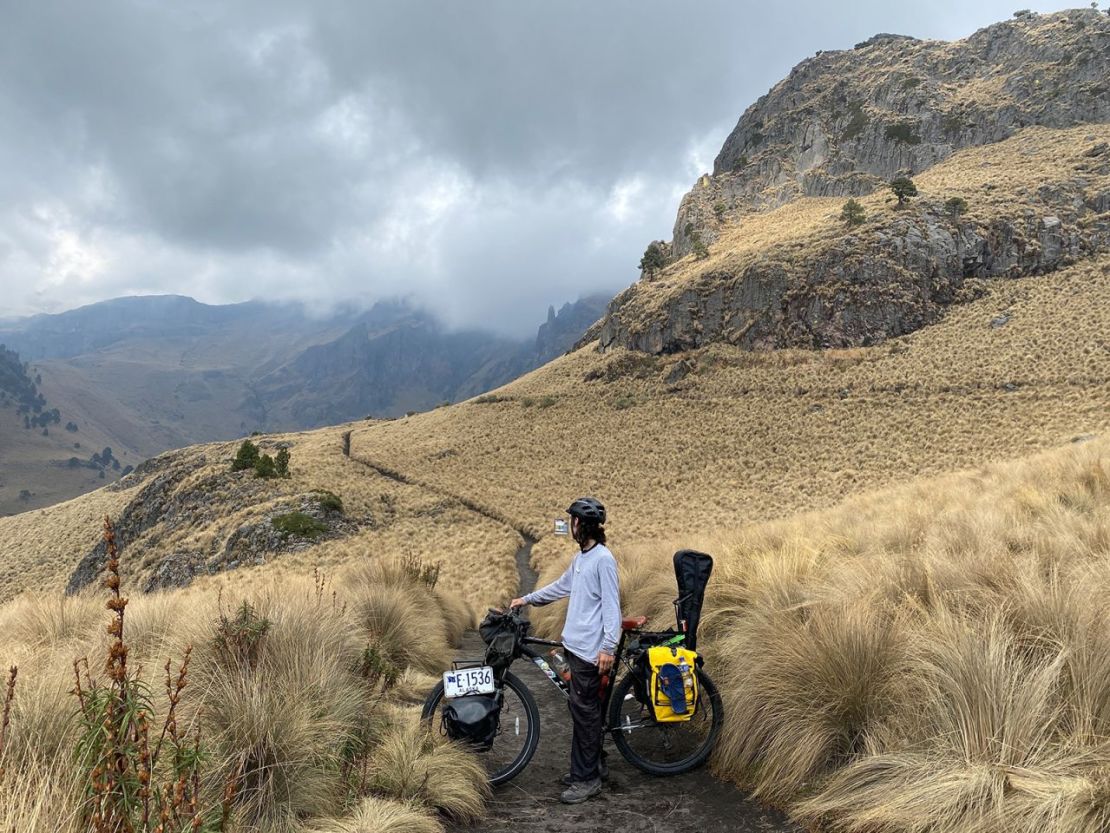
[647,644,698,722]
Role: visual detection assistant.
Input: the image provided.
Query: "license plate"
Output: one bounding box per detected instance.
[443,666,496,698]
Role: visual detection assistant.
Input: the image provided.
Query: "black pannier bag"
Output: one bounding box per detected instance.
[673,550,713,651]
[442,690,503,751]
[479,609,527,672]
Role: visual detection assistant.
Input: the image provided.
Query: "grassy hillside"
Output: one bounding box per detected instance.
[353,252,1109,574]
[524,432,1110,832]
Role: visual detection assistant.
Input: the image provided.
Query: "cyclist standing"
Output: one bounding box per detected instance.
[511,496,620,804]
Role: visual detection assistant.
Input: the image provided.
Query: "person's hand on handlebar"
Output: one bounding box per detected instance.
[509,597,527,610]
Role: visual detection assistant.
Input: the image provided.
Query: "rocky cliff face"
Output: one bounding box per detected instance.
[534,294,610,362]
[590,10,1110,355]
[672,10,1110,259]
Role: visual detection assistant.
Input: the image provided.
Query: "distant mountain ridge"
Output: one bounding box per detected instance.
[0,292,609,514]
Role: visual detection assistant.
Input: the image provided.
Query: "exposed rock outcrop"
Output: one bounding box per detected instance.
[587,10,1110,356]
[65,441,360,594]
[671,10,1110,259]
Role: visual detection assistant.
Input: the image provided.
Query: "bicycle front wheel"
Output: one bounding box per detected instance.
[608,667,723,776]
[421,670,541,786]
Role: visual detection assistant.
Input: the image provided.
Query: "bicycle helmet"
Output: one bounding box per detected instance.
[566,497,606,525]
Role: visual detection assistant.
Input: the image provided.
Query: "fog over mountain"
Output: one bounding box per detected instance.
[0,0,1080,336]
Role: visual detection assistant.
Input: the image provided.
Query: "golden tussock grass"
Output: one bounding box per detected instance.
[0,535,489,833]
[306,796,445,833]
[528,434,1110,832]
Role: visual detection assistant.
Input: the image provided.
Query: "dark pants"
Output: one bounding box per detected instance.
[567,650,604,782]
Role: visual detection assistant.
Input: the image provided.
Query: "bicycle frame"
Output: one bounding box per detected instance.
[517,626,669,731]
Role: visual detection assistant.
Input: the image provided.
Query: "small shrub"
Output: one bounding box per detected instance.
[537,396,557,409]
[614,395,638,410]
[231,440,260,472]
[885,121,922,145]
[683,221,695,239]
[713,201,728,220]
[272,512,328,540]
[213,600,272,671]
[357,645,400,691]
[520,397,536,408]
[73,518,238,832]
[840,199,867,227]
[692,238,710,260]
[841,103,869,141]
[399,551,441,590]
[314,490,344,514]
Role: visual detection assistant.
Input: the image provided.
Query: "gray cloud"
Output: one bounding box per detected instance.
[0,0,1080,336]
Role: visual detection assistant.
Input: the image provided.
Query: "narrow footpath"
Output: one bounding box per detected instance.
[446,540,797,833]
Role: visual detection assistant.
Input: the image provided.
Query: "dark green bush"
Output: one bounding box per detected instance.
[314,490,344,513]
[254,453,277,479]
[271,512,328,540]
[231,439,260,472]
[884,121,922,145]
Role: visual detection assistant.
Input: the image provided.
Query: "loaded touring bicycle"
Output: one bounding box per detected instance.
[421,550,722,784]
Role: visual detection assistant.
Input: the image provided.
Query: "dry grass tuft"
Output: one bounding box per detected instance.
[367,720,488,823]
[307,796,444,833]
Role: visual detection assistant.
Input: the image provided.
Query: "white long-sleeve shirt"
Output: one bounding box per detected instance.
[523,543,621,665]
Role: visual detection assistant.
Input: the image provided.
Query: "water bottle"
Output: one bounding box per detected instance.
[548,649,572,683]
[678,658,694,691]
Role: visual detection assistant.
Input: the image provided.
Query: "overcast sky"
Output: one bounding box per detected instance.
[0,0,1081,336]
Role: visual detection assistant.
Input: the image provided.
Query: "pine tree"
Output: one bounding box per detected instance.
[639,241,668,277]
[890,176,919,205]
[944,196,969,221]
[840,199,866,227]
[254,453,277,479]
[275,447,291,479]
[231,439,260,472]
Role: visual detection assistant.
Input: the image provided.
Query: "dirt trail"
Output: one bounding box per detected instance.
[348,442,796,832]
[445,541,798,833]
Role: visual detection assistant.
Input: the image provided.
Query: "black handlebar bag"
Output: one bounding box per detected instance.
[673,550,713,651]
[479,610,528,672]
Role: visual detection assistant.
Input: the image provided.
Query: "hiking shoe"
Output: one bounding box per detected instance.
[560,777,602,804]
[560,760,608,785]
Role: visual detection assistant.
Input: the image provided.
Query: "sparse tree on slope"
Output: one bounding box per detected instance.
[945,196,969,221]
[231,439,260,472]
[275,447,291,479]
[890,176,919,206]
[841,199,866,227]
[639,241,668,278]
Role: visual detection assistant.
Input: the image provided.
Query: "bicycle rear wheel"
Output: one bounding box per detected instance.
[607,667,723,776]
[421,670,540,786]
